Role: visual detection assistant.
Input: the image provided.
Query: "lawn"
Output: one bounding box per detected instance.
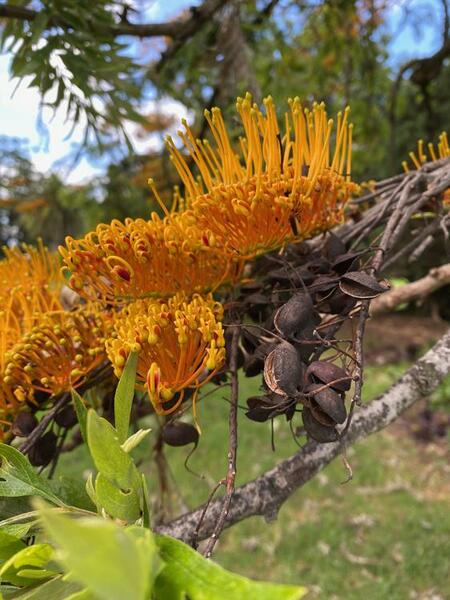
[57,362,450,600]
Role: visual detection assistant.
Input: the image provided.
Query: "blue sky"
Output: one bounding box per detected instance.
[0,0,444,183]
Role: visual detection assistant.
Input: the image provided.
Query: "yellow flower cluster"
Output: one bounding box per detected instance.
[56,94,359,420]
[169,96,358,260]
[60,95,357,304]
[3,306,109,406]
[0,244,109,440]
[105,294,225,416]
[60,215,231,304]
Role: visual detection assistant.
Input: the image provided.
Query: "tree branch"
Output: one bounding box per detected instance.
[0,0,226,39]
[157,329,450,543]
[370,263,450,315]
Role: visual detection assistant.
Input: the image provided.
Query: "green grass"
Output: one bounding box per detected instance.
[57,364,450,600]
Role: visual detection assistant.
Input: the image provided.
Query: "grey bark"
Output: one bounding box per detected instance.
[157,330,450,543]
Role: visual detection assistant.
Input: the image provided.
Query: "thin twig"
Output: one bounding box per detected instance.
[203,325,239,558]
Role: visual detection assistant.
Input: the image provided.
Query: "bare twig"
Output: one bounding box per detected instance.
[203,325,240,558]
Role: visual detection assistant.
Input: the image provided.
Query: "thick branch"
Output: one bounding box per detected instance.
[0,0,225,39]
[371,263,450,315]
[157,330,450,543]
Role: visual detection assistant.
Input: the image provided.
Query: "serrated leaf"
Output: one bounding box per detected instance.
[71,390,87,444]
[121,429,151,454]
[0,544,56,587]
[114,351,138,443]
[38,510,161,600]
[154,535,307,600]
[0,445,64,507]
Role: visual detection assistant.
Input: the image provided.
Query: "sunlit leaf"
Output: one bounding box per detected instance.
[154,535,307,600]
[114,351,138,443]
[0,445,64,507]
[39,509,162,600]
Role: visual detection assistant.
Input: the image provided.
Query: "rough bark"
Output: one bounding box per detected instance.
[157,330,450,543]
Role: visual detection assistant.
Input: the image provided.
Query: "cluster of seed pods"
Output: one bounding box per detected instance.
[239,234,388,443]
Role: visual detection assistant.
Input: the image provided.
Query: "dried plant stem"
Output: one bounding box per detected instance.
[203,325,239,558]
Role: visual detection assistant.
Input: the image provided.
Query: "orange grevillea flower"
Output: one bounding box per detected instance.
[0,242,64,331]
[2,305,109,407]
[59,213,232,304]
[166,94,358,260]
[0,241,62,298]
[0,308,24,438]
[0,243,67,438]
[105,294,225,416]
[402,131,449,172]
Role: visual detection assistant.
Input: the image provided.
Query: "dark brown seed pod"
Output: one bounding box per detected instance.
[302,407,339,443]
[28,431,58,467]
[264,341,305,396]
[162,422,199,448]
[246,394,292,422]
[26,386,52,409]
[273,293,320,342]
[11,412,38,437]
[245,396,274,422]
[244,341,277,377]
[309,402,337,426]
[339,271,389,299]
[306,361,352,392]
[332,251,365,275]
[306,383,347,424]
[317,288,357,315]
[311,273,340,291]
[54,405,78,429]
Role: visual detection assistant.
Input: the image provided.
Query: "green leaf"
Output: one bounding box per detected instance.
[121,429,151,454]
[0,445,64,507]
[0,529,26,564]
[154,535,307,600]
[86,411,141,492]
[0,544,56,587]
[71,390,87,444]
[1,523,33,539]
[38,509,161,600]
[114,351,138,443]
[94,473,141,522]
[48,476,95,513]
[1,576,83,599]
